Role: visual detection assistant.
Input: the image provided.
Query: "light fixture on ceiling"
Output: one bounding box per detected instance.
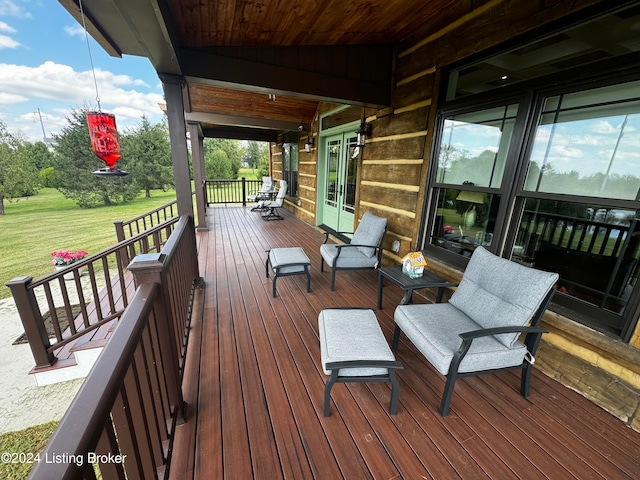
[268,93,277,102]
[304,135,314,153]
[355,122,372,148]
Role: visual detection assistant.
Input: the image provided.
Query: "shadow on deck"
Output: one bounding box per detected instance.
[171,205,640,479]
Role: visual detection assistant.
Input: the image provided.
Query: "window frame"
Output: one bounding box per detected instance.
[421,54,640,341]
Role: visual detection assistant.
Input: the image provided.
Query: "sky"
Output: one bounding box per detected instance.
[0,0,165,142]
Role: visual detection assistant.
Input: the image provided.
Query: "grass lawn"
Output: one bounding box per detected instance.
[0,421,58,479]
[0,188,178,300]
[238,167,262,180]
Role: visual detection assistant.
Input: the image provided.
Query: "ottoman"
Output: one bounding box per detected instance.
[318,308,403,416]
[266,247,312,298]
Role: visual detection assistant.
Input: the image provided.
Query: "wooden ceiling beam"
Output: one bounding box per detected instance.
[185,112,311,132]
[177,46,393,107]
[201,126,279,142]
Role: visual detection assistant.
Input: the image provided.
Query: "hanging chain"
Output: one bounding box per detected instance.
[78,0,102,111]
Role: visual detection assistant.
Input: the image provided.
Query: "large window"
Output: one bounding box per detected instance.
[424,5,640,340]
[282,138,298,198]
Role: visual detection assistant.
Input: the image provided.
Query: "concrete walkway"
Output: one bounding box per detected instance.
[0,295,83,434]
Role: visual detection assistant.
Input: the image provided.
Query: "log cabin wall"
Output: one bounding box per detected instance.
[276,0,640,430]
[389,0,640,430]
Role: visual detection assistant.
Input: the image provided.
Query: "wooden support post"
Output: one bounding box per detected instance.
[6,276,55,368]
[160,73,194,220]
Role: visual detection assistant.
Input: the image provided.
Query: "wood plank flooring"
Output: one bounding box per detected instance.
[169,205,640,480]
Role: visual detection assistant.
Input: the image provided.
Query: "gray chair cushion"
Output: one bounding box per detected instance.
[394,303,528,374]
[319,309,395,377]
[351,211,386,258]
[320,244,379,269]
[449,247,559,347]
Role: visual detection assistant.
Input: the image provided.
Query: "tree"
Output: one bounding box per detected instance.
[205,149,233,179]
[52,108,139,208]
[203,138,242,179]
[121,116,174,197]
[243,141,266,169]
[0,120,40,215]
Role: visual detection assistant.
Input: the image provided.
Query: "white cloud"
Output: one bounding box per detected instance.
[64,24,85,38]
[0,61,164,141]
[0,91,26,103]
[551,145,583,159]
[0,20,15,32]
[590,120,618,134]
[0,32,18,48]
[0,0,31,18]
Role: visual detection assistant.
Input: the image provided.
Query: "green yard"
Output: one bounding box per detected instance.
[0,188,178,300]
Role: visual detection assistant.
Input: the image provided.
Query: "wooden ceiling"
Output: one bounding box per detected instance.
[169,0,459,48]
[59,0,461,139]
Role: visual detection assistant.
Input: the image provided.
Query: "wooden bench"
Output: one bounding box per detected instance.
[318,308,403,416]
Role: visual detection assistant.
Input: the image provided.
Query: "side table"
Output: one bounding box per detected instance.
[377,265,457,309]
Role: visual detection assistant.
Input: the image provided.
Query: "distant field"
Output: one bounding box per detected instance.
[0,188,178,300]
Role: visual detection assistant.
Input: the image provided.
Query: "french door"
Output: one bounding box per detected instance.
[320,132,359,232]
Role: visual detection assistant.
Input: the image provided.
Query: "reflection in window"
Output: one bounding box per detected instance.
[436,105,518,188]
[325,141,339,206]
[430,188,500,258]
[525,81,640,200]
[343,137,358,214]
[512,199,640,323]
[283,143,299,197]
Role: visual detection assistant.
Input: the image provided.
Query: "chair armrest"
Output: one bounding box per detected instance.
[459,326,548,341]
[332,243,381,261]
[449,326,549,373]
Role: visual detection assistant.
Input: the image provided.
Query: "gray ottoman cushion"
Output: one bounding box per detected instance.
[319,309,395,377]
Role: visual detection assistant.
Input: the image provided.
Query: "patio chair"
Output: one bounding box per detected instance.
[249,176,274,210]
[320,211,387,291]
[392,246,558,416]
[259,180,287,220]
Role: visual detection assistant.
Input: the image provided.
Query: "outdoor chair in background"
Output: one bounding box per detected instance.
[320,211,387,291]
[249,176,274,211]
[392,246,558,416]
[259,180,287,220]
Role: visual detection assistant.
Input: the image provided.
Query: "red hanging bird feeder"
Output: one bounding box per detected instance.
[86,111,128,176]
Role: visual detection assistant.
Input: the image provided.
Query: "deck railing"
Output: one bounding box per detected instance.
[26,215,200,480]
[7,217,180,370]
[204,177,262,205]
[113,199,178,242]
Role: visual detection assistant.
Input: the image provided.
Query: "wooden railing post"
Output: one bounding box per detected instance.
[113,220,126,243]
[128,254,186,422]
[6,276,55,368]
[242,176,247,206]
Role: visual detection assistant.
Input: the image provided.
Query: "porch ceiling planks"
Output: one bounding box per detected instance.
[170,205,640,480]
[170,0,460,48]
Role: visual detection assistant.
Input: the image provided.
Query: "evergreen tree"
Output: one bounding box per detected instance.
[121,116,174,197]
[52,108,139,208]
[203,138,242,179]
[0,121,40,215]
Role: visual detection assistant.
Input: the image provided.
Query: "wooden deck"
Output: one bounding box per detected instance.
[170,205,640,480]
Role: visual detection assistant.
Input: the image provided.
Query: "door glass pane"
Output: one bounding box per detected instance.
[343,136,358,213]
[325,140,340,207]
[429,187,500,258]
[436,104,518,188]
[524,80,640,200]
[511,198,640,320]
